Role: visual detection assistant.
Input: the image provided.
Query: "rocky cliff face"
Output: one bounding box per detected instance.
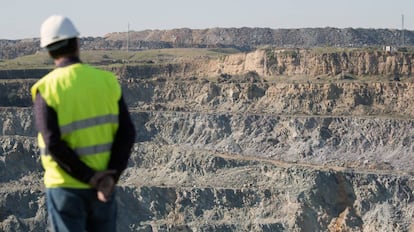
[191,49,414,78]
[2,49,414,231]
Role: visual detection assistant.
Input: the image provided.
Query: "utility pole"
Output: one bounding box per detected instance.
[125,22,130,64]
[401,14,405,47]
[127,22,130,54]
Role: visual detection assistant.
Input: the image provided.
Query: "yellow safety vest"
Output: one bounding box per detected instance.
[31,63,121,188]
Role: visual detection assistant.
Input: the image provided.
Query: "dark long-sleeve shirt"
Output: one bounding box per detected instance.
[33,58,136,184]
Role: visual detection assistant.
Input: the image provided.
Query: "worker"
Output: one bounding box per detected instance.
[31,15,136,232]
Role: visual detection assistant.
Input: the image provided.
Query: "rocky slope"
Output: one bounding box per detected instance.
[2,49,414,231]
[1,27,414,59]
[200,49,414,77]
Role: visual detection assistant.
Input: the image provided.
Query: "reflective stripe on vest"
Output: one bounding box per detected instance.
[40,142,112,157]
[60,114,118,134]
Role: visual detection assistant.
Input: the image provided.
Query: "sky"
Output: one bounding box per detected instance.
[1,0,413,40]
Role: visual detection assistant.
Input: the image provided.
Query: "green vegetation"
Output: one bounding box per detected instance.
[0,52,54,70]
[0,48,241,70]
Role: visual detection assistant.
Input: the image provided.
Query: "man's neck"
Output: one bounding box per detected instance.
[54,56,81,67]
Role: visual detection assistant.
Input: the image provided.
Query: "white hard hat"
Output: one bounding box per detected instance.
[40,15,79,48]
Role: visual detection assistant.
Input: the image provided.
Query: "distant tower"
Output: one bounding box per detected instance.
[401,14,405,47]
[127,23,130,53]
[125,23,129,63]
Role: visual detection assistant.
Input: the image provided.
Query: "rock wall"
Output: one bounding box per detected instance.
[193,49,414,78]
[2,50,414,231]
[103,49,414,81]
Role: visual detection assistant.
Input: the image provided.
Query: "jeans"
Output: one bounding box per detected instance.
[46,188,117,232]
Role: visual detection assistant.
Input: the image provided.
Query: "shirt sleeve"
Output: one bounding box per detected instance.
[108,96,136,182]
[33,92,96,183]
